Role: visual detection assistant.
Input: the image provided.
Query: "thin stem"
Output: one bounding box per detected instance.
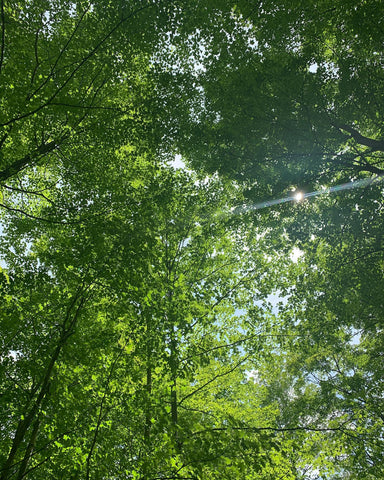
[0,0,5,76]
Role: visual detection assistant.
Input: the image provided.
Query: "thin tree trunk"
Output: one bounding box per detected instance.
[16,417,40,480]
[0,294,86,480]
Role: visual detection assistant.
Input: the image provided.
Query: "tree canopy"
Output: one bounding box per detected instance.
[1,1,383,479]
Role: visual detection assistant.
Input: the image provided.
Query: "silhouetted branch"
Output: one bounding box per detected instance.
[333,122,384,152]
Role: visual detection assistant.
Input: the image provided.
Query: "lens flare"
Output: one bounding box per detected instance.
[231,176,383,214]
[294,191,304,201]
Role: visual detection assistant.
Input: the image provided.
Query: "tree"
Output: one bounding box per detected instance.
[149,7,384,475]
[265,178,384,479]
[1,155,290,478]
[156,0,384,196]
[1,1,383,478]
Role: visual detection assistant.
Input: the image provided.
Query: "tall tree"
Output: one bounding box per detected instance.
[1,1,383,478]
[0,156,287,478]
[155,0,384,196]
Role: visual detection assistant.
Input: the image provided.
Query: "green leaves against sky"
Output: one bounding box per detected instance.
[1,1,383,479]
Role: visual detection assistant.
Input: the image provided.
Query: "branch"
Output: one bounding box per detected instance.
[181,336,254,364]
[181,333,302,365]
[333,122,384,152]
[177,404,220,422]
[187,259,238,286]
[48,102,122,111]
[29,25,41,87]
[0,201,81,224]
[16,417,40,480]
[190,266,259,329]
[178,353,252,405]
[0,139,65,183]
[1,1,167,128]
[85,347,125,480]
[192,425,357,437]
[354,162,384,176]
[150,477,197,480]
[3,371,30,395]
[20,453,52,479]
[0,0,4,76]
[26,3,92,102]
[3,184,55,204]
[344,246,384,265]
[0,429,71,474]
[0,292,87,479]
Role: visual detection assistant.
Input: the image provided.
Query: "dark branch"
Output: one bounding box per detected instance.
[192,425,358,437]
[3,184,55,204]
[26,3,92,102]
[333,122,384,152]
[0,139,63,183]
[0,201,80,224]
[29,25,41,87]
[180,333,293,364]
[48,102,121,111]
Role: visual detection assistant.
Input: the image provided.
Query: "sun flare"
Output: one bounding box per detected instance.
[294,191,304,201]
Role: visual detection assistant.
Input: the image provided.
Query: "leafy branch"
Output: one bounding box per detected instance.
[178,353,253,406]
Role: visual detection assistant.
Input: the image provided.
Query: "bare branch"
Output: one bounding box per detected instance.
[180,333,300,364]
[85,347,125,480]
[192,425,358,437]
[0,201,82,224]
[2,184,55,204]
[29,25,41,87]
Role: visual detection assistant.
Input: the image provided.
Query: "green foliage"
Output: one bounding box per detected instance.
[1,1,383,479]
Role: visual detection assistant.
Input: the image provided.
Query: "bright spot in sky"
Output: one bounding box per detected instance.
[170,154,185,169]
[294,191,304,201]
[308,63,318,73]
[290,247,304,262]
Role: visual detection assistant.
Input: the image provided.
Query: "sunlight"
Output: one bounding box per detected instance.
[232,176,383,214]
[294,191,304,201]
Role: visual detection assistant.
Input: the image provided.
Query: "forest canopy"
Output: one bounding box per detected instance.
[1,1,383,479]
